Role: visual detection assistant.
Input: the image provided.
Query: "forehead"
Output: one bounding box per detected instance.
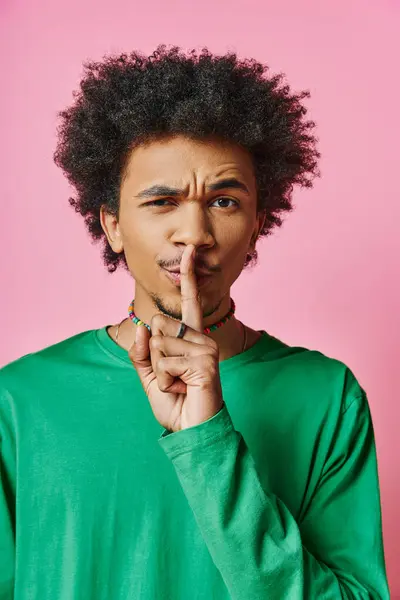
[123,135,255,185]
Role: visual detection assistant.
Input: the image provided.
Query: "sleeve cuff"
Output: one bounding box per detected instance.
[158,403,235,459]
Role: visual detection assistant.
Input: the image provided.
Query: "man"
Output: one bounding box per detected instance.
[0,45,389,599]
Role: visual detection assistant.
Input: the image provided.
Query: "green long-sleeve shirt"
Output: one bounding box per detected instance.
[0,325,389,599]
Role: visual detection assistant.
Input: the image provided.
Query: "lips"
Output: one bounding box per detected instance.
[165,269,211,276]
[164,266,212,275]
[162,267,212,287]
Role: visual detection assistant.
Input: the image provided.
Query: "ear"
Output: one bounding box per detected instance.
[99,205,124,254]
[249,210,267,253]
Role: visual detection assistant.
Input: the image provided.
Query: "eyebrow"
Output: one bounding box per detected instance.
[135,177,250,199]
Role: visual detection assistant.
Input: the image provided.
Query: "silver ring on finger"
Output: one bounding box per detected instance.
[176,321,187,339]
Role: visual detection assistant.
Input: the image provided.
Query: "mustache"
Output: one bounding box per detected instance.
[159,257,221,272]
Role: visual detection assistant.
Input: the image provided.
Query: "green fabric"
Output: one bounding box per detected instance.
[0,325,389,599]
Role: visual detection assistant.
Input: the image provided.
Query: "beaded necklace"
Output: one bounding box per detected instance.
[114,297,248,353]
[128,297,236,334]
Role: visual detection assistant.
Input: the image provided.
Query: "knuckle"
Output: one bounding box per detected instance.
[208,339,219,355]
[151,313,165,331]
[201,354,217,371]
[203,337,219,355]
[149,335,163,350]
[155,356,166,371]
[158,379,169,392]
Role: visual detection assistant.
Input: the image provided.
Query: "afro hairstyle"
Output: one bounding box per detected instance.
[54,44,321,273]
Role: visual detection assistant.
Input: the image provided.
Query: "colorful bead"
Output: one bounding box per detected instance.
[128,298,236,334]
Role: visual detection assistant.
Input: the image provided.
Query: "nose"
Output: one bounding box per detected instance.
[169,203,215,251]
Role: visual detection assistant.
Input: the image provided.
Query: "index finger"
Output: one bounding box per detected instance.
[180,245,203,333]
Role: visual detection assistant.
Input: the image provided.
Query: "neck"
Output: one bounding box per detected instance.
[115,287,246,361]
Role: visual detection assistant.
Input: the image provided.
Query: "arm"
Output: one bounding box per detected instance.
[158,393,389,599]
[0,388,15,599]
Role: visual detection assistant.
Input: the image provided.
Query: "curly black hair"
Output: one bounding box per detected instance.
[54,44,321,273]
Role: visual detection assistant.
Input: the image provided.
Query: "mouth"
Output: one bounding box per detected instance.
[162,267,213,287]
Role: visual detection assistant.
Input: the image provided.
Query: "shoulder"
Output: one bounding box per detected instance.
[254,329,367,415]
[0,328,97,395]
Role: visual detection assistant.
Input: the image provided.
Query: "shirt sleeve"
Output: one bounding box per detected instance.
[158,394,390,599]
[0,387,16,599]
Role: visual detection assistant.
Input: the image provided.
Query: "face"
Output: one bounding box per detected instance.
[101,134,265,321]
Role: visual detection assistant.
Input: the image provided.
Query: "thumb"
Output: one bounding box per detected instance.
[128,324,152,372]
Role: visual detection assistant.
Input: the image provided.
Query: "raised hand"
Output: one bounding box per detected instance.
[129,245,224,432]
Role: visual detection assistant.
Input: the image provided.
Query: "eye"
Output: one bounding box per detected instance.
[210,197,238,208]
[144,197,238,208]
[145,199,174,207]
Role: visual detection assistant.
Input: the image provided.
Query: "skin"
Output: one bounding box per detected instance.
[100,134,266,363]
[129,244,226,431]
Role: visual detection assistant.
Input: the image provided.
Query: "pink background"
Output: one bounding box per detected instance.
[1,0,399,594]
